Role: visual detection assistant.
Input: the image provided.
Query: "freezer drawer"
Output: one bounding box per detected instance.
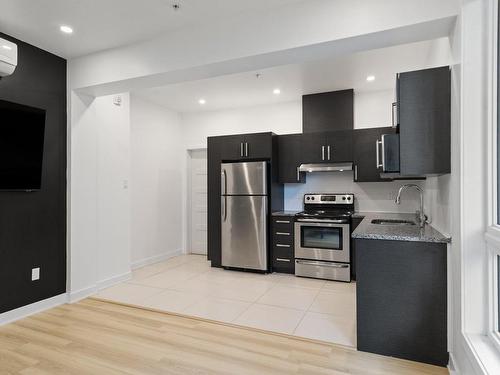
[221,161,267,195]
[221,195,268,270]
[295,259,351,282]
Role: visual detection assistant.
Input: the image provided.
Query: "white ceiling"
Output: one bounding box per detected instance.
[133,37,453,113]
[0,0,302,58]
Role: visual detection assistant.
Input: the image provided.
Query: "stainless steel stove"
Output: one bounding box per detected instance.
[294,193,354,282]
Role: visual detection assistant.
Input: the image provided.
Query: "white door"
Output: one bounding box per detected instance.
[189,149,208,255]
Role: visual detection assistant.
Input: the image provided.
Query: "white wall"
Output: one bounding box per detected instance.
[285,173,426,213]
[130,96,184,266]
[182,101,302,149]
[69,93,131,299]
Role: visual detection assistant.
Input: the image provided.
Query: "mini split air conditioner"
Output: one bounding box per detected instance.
[0,38,17,77]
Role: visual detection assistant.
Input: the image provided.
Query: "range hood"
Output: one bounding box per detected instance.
[298,163,353,173]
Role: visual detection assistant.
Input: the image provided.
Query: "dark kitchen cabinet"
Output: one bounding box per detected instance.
[271,216,295,274]
[397,66,451,176]
[219,134,245,161]
[243,133,273,159]
[207,136,223,266]
[355,238,448,367]
[353,127,396,182]
[301,130,353,164]
[303,89,354,133]
[278,134,306,183]
[219,133,273,161]
[207,132,283,268]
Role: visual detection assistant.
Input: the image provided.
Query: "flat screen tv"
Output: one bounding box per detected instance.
[0,100,46,191]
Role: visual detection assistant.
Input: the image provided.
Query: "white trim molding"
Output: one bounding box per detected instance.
[130,248,183,270]
[0,293,68,326]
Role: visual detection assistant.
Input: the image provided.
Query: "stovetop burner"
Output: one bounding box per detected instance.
[295,193,355,222]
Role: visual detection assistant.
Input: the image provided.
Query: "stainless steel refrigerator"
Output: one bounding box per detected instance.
[221,161,268,271]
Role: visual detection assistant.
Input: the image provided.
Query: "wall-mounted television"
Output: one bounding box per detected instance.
[0,100,46,191]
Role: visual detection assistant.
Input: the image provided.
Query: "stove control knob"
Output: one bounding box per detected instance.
[311,197,315,200]
[347,197,352,201]
[342,197,346,200]
[306,197,310,200]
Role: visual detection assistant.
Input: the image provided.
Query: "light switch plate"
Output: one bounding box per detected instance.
[31,267,40,281]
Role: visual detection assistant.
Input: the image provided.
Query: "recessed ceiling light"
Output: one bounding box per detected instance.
[60,25,73,34]
[366,75,376,82]
[2,45,12,51]
[198,99,206,105]
[273,88,281,95]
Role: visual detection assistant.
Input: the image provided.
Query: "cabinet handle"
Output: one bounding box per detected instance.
[275,220,290,224]
[297,166,300,182]
[245,142,249,157]
[376,140,383,169]
[327,145,331,160]
[240,142,244,157]
[392,102,397,127]
[354,165,358,181]
[276,232,290,236]
[276,244,291,248]
[381,135,386,170]
[322,146,325,161]
[276,258,291,262]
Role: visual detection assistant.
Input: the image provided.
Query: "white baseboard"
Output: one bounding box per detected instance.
[96,271,132,291]
[68,271,132,304]
[131,248,183,270]
[68,285,97,304]
[0,293,68,326]
[448,352,459,374]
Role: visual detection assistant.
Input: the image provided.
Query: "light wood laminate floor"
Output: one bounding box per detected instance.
[0,299,448,374]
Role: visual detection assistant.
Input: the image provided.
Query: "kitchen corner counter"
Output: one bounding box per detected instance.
[271,211,300,216]
[352,212,451,244]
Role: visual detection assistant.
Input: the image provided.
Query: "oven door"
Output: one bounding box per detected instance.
[294,220,350,263]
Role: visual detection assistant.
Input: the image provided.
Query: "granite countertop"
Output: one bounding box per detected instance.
[352,212,451,244]
[272,211,300,217]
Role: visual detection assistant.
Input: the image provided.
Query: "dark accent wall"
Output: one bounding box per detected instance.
[0,32,67,314]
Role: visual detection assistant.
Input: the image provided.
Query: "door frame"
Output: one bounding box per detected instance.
[186,148,208,255]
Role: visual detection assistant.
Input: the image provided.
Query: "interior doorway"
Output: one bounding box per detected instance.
[188,149,208,255]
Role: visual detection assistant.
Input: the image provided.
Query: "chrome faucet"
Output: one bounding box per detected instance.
[395,184,427,228]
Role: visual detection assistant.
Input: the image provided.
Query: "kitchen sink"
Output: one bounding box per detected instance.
[371,219,416,226]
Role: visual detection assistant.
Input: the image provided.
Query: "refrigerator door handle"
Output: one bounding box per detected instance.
[221,169,227,195]
[240,142,244,157]
[223,196,227,221]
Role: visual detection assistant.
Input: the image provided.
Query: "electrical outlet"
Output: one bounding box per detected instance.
[31,267,40,281]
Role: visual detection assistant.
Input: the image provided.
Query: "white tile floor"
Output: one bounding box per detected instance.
[94,254,357,347]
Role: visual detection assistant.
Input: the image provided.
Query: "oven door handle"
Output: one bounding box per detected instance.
[296,260,349,268]
[296,218,346,224]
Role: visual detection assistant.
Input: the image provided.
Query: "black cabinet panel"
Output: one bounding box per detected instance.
[353,127,395,182]
[300,132,326,164]
[207,137,222,266]
[303,89,354,133]
[271,216,295,274]
[325,130,353,162]
[278,134,305,183]
[243,133,273,159]
[356,239,448,366]
[219,135,245,161]
[398,66,451,176]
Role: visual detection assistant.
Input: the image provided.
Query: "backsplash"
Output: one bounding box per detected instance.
[284,172,427,213]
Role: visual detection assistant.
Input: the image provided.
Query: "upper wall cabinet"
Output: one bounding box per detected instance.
[301,130,353,164]
[397,66,451,176]
[219,133,273,161]
[302,89,354,133]
[354,127,396,182]
[278,134,306,184]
